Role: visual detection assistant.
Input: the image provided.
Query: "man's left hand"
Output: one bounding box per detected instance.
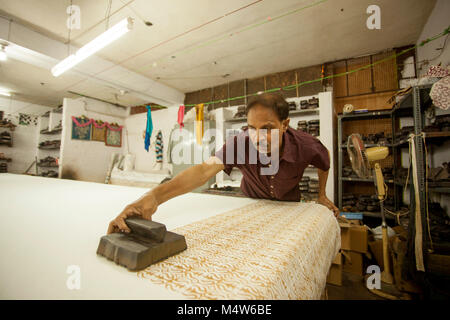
[317,195,340,217]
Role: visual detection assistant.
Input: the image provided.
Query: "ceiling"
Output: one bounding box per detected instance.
[0,0,437,110]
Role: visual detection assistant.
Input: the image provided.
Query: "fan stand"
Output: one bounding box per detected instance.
[367,162,406,300]
[373,162,394,284]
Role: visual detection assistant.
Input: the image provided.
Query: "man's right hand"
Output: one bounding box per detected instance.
[106,157,225,234]
[107,192,158,234]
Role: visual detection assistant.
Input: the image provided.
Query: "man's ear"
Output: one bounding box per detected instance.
[282,118,290,131]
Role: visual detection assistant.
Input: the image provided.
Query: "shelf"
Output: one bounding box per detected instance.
[341,211,395,220]
[429,187,450,194]
[38,146,60,150]
[37,164,58,168]
[0,158,12,162]
[226,117,247,123]
[424,131,450,139]
[0,141,12,147]
[40,128,62,135]
[341,143,394,148]
[392,84,432,112]
[339,110,392,120]
[289,109,319,116]
[341,177,395,184]
[0,123,16,131]
[340,138,410,149]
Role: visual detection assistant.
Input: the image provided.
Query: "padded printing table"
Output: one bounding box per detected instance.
[0,174,340,299]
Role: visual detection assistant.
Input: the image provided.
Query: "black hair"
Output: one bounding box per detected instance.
[245,93,289,121]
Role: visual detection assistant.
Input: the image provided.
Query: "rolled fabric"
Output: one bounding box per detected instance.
[144,105,153,152]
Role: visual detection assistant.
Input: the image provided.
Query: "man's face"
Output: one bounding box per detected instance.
[247,104,290,155]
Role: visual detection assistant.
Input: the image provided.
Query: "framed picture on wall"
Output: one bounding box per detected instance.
[105,124,122,147]
[71,116,92,141]
[91,120,106,142]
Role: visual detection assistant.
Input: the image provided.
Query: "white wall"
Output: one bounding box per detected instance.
[124,106,179,173]
[60,97,127,183]
[416,0,450,77]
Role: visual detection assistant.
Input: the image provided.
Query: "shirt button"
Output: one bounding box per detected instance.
[271,176,274,179]
[270,185,274,188]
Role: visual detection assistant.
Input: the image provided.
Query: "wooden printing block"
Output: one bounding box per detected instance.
[96,218,187,271]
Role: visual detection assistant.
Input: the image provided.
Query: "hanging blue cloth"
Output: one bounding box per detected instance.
[144,105,153,152]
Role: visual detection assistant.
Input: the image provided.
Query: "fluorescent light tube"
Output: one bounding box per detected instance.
[52,17,133,77]
[0,90,11,96]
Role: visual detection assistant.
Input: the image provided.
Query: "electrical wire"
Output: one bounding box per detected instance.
[66,0,135,44]
[105,0,112,31]
[144,0,329,71]
[118,0,147,25]
[67,0,73,55]
[56,0,316,93]
[181,27,448,107]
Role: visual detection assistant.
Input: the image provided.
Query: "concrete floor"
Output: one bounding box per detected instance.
[326,272,386,300]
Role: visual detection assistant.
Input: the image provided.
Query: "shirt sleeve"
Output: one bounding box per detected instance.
[214,135,237,176]
[309,139,330,171]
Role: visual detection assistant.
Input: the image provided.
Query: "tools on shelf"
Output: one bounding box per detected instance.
[296,119,320,137]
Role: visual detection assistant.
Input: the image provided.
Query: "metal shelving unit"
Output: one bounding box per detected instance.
[337,86,434,219]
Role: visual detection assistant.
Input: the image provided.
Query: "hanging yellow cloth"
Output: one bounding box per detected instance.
[195,104,204,145]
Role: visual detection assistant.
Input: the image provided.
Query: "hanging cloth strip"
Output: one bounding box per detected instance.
[408,133,425,272]
[155,130,163,163]
[178,105,185,131]
[145,105,153,152]
[195,104,204,146]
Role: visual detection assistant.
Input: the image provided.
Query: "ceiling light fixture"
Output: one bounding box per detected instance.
[0,45,7,61]
[51,17,133,77]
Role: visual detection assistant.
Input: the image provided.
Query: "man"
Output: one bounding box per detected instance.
[107,93,339,234]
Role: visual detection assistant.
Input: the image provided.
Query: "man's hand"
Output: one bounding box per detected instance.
[317,195,340,217]
[107,192,158,234]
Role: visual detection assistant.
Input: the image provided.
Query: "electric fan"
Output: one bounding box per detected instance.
[347,134,393,285]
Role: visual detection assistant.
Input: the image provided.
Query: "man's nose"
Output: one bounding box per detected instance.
[251,130,264,143]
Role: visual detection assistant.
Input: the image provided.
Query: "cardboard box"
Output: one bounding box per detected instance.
[339,222,368,253]
[326,252,343,286]
[332,251,342,265]
[342,250,364,276]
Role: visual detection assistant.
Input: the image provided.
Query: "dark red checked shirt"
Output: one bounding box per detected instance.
[215,127,330,202]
